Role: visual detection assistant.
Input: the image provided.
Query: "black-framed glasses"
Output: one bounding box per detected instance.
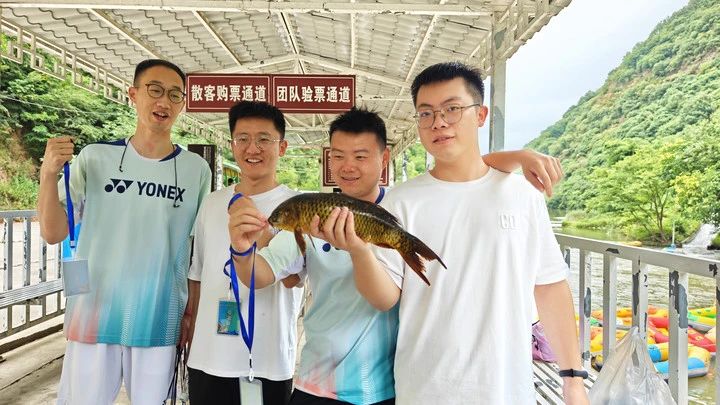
[232,134,282,151]
[414,103,481,129]
[144,83,186,104]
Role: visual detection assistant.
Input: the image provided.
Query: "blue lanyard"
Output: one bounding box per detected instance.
[63,162,77,255]
[375,187,386,204]
[223,192,256,373]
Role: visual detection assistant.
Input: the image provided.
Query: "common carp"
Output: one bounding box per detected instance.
[268,192,446,285]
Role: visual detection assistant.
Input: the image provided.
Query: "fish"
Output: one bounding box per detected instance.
[267,192,446,285]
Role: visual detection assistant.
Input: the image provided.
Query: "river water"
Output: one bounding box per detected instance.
[560,225,719,404]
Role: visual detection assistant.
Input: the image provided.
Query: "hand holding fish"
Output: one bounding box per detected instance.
[228,195,268,253]
[310,206,369,255]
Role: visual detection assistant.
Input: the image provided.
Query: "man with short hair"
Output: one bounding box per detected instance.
[184,101,304,405]
[341,62,590,404]
[38,59,212,404]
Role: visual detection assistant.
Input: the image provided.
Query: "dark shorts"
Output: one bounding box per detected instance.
[289,389,395,405]
[188,367,293,405]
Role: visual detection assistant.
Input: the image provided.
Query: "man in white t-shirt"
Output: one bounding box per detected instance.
[183,101,304,405]
[320,62,590,405]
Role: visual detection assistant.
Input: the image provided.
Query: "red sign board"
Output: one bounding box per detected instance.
[186,74,355,113]
[272,75,355,113]
[187,74,271,112]
[322,147,389,187]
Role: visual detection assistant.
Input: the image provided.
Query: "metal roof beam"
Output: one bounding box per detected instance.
[286,125,330,133]
[1,19,132,102]
[494,0,571,61]
[350,0,356,68]
[388,0,447,120]
[286,115,312,128]
[298,55,405,88]
[191,11,247,71]
[276,11,306,74]
[5,1,496,16]
[87,9,163,59]
[356,95,412,102]
[215,54,297,73]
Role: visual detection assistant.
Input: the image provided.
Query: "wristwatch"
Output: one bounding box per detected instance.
[558,369,589,379]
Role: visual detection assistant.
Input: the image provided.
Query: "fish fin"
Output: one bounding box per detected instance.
[399,251,431,286]
[396,234,446,285]
[293,228,306,256]
[373,241,431,284]
[372,205,403,228]
[411,235,447,269]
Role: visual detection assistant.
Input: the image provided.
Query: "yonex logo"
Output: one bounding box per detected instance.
[104,178,185,202]
[104,179,134,193]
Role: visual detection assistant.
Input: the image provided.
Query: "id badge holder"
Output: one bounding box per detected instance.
[62,256,90,296]
[217,290,240,335]
[61,162,89,297]
[239,377,263,405]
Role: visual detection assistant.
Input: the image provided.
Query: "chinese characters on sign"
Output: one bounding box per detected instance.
[272,75,354,113]
[186,74,355,113]
[187,75,271,112]
[322,147,389,187]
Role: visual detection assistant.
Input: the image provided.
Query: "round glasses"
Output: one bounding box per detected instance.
[414,104,481,129]
[144,83,186,104]
[232,135,282,151]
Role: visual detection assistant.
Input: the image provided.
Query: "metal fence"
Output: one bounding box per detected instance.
[0,210,64,342]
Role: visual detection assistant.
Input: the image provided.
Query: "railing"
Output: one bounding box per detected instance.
[0,210,64,343]
[557,234,720,404]
[2,210,719,403]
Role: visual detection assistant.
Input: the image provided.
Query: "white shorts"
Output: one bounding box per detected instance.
[57,341,176,405]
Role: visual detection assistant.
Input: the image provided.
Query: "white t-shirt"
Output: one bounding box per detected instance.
[187,185,304,380]
[373,169,568,405]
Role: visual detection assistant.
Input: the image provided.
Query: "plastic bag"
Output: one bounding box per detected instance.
[532,321,557,362]
[589,327,676,405]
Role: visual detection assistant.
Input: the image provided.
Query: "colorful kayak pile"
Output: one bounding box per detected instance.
[580,305,716,379]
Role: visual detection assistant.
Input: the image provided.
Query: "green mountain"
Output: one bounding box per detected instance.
[527,0,720,243]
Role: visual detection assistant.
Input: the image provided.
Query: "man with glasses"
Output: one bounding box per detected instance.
[182,101,304,405]
[38,59,212,404]
[331,62,589,404]
[229,106,564,405]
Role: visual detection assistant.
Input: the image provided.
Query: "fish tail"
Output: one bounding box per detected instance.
[396,234,446,286]
[398,251,431,286]
[410,234,447,269]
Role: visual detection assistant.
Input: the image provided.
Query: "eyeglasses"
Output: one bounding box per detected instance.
[232,134,282,150]
[414,104,481,129]
[144,83,186,104]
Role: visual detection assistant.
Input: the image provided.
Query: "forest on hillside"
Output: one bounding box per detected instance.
[527,0,720,243]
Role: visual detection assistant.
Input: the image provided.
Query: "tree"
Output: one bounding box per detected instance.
[587,142,678,242]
